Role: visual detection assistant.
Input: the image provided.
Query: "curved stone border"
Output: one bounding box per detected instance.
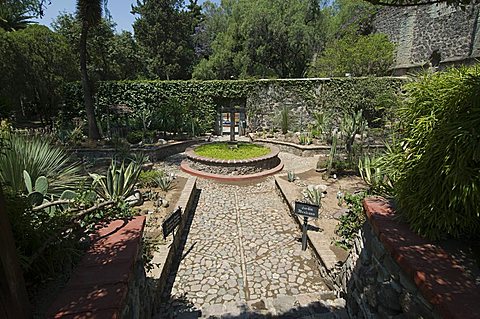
[180,160,284,182]
[185,143,280,166]
[252,137,385,157]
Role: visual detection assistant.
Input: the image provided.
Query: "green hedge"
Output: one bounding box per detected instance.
[63,77,406,134]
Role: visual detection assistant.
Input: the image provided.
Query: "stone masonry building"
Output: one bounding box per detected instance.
[374,3,480,74]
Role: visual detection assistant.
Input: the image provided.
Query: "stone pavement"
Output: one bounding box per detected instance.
[156,178,345,319]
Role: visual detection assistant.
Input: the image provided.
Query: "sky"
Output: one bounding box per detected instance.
[34,0,219,33]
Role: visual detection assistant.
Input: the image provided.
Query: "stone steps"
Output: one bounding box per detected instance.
[196,292,345,319]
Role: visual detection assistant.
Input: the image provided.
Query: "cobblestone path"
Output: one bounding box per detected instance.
[158,178,336,318]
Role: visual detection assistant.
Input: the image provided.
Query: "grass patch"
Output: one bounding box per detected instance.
[194,143,270,160]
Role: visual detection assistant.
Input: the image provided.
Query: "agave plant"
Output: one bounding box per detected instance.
[305,187,322,207]
[0,133,82,195]
[90,159,143,201]
[155,175,174,192]
[287,171,296,182]
[358,154,394,196]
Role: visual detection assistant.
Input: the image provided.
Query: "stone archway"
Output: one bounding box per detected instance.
[213,97,247,141]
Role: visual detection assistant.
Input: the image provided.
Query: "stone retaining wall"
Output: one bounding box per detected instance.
[254,138,385,157]
[72,140,200,162]
[336,198,480,319]
[275,175,480,319]
[374,3,480,74]
[338,222,437,318]
[47,217,149,318]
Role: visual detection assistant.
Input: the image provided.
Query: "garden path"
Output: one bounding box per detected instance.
[155,177,344,319]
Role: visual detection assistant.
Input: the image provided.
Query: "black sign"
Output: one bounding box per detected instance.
[294,201,319,218]
[162,207,182,239]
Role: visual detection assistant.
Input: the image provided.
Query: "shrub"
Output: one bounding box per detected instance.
[335,192,366,249]
[0,133,82,195]
[308,33,395,78]
[126,130,143,144]
[138,170,164,188]
[388,66,480,239]
[90,159,144,201]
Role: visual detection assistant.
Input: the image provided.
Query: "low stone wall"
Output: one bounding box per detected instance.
[254,138,385,157]
[339,221,436,318]
[185,144,280,169]
[275,175,480,319]
[144,177,198,315]
[337,198,480,319]
[72,140,200,162]
[47,216,149,318]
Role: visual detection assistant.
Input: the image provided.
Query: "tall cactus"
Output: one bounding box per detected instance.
[340,109,367,161]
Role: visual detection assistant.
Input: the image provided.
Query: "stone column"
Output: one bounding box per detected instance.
[230,109,235,142]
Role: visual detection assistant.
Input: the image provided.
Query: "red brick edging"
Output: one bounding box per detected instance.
[180,160,284,181]
[47,216,146,319]
[364,198,480,319]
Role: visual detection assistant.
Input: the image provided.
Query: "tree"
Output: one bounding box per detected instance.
[0,0,37,31]
[192,0,329,79]
[0,25,77,122]
[76,0,103,140]
[108,31,144,79]
[307,33,395,77]
[53,13,142,81]
[132,0,202,80]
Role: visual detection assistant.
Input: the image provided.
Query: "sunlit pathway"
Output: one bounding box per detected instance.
[156,178,338,318]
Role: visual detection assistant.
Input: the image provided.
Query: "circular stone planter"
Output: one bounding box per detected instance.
[181,143,283,181]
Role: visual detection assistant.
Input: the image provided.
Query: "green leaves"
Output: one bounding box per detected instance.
[385,66,480,239]
[308,33,395,77]
[90,158,144,201]
[0,133,82,195]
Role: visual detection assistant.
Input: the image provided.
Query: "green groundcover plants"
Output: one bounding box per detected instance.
[388,66,480,240]
[194,142,270,160]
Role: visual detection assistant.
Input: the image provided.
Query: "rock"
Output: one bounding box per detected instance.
[125,190,143,206]
[333,208,350,220]
[378,282,402,312]
[162,200,169,208]
[157,138,167,145]
[141,162,154,171]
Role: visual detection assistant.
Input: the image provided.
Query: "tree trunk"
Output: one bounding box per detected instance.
[0,189,31,319]
[79,21,101,140]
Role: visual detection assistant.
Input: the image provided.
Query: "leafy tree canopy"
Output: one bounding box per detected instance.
[52,13,143,81]
[193,0,329,80]
[0,25,77,121]
[132,0,202,80]
[308,33,395,77]
[0,0,40,31]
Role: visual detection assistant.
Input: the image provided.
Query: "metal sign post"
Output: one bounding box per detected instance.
[294,201,319,251]
[302,216,308,251]
[162,207,182,239]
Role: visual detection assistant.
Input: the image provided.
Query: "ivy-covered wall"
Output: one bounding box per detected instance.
[63,77,407,134]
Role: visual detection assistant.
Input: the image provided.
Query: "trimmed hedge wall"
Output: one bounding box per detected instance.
[63,77,406,134]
